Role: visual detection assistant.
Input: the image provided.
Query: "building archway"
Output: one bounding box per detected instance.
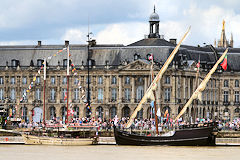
[61,106,66,123]
[73,106,79,118]
[20,106,28,122]
[110,106,117,119]
[49,106,56,120]
[136,108,143,120]
[122,106,130,118]
[234,107,240,119]
[96,106,104,119]
[33,107,43,123]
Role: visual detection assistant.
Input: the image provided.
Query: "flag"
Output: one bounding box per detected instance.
[58,50,63,53]
[196,61,200,68]
[164,109,168,117]
[220,55,227,71]
[64,92,67,100]
[148,54,153,60]
[38,70,41,74]
[33,77,36,82]
[29,85,32,90]
[48,56,52,60]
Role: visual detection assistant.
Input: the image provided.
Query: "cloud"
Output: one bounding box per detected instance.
[95,22,148,45]
[61,28,87,44]
[0,0,240,47]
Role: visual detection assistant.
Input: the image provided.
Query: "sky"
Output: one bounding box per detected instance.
[0,0,240,47]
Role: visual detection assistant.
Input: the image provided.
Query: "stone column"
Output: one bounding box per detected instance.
[144,76,148,93]
[131,76,135,103]
[118,76,122,103]
[105,76,110,103]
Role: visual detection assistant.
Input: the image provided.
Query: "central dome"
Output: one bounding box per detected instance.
[149,12,159,22]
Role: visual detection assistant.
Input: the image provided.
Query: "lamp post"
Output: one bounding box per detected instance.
[86,32,93,118]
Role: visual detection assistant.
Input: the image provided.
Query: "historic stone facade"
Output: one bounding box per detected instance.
[0,8,240,124]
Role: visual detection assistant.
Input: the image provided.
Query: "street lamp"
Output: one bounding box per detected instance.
[86,32,93,118]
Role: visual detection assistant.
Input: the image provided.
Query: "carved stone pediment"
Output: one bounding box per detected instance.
[119,59,151,71]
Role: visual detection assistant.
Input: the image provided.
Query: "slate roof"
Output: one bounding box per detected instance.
[0,38,240,71]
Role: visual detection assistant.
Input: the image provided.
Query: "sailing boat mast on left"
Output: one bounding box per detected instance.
[66,41,70,124]
[43,58,46,125]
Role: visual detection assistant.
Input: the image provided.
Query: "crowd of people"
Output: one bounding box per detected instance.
[14,116,240,132]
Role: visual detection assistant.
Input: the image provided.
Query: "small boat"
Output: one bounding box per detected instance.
[114,122,218,146]
[22,134,93,145]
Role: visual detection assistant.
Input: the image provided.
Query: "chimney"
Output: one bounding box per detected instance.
[169,39,177,44]
[38,41,41,46]
[65,40,69,47]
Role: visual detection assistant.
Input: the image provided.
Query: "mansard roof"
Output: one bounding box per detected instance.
[0,39,240,72]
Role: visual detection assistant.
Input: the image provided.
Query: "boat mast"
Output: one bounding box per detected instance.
[43,58,46,125]
[192,56,200,123]
[66,42,70,124]
[151,56,159,135]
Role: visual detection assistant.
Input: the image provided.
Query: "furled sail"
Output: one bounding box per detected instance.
[125,27,191,128]
[175,48,229,120]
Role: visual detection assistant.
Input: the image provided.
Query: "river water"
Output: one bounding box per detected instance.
[0,145,239,160]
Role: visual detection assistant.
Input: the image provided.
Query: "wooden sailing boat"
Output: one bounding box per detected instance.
[22,43,93,145]
[114,27,226,146]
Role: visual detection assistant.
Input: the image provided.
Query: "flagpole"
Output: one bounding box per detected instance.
[43,58,46,125]
[193,56,200,124]
[151,56,159,135]
[66,43,70,124]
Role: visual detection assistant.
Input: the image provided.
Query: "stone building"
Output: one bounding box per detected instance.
[0,8,240,124]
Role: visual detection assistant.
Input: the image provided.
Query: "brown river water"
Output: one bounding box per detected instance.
[0,145,239,160]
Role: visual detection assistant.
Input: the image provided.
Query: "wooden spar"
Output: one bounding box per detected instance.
[125,26,191,128]
[43,58,46,125]
[175,48,229,121]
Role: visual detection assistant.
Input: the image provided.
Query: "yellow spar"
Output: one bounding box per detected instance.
[125,26,191,128]
[175,48,229,121]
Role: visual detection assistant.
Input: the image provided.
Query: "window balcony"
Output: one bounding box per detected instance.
[48,99,56,103]
[73,99,80,103]
[202,101,206,105]
[223,101,230,106]
[234,101,240,106]
[60,99,67,103]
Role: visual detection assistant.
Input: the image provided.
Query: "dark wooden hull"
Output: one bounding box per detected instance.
[114,123,217,146]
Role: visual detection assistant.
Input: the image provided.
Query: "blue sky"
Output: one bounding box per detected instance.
[0,0,240,47]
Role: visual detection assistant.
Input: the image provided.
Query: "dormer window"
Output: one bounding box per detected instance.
[11,59,19,68]
[134,54,140,60]
[63,59,72,68]
[37,59,43,67]
[63,59,67,67]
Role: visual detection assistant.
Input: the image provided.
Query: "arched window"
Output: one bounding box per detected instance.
[61,106,66,123]
[49,106,56,120]
[137,108,143,120]
[162,106,171,117]
[96,106,104,118]
[147,107,154,119]
[21,106,28,122]
[122,106,130,118]
[110,106,117,119]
